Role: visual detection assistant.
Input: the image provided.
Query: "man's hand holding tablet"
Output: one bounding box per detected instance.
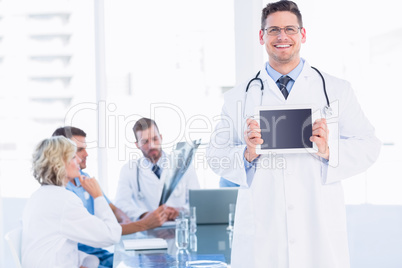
[245,105,329,159]
[311,118,330,160]
[244,118,264,162]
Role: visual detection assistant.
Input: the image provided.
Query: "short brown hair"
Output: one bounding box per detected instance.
[52,126,86,139]
[133,118,160,141]
[32,136,76,186]
[261,0,303,29]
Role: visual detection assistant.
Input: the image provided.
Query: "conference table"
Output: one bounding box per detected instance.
[113,223,233,267]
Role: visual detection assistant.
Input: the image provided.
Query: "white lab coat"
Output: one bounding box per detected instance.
[206,61,381,268]
[21,185,122,268]
[115,151,200,220]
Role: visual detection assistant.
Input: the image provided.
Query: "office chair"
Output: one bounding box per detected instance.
[4,227,22,268]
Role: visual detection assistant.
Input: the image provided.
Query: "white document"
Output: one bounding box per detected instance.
[123,238,168,251]
[161,221,176,227]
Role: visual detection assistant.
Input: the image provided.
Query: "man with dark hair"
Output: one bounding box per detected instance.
[132,118,162,164]
[52,126,168,268]
[115,118,200,221]
[52,126,86,139]
[207,1,381,267]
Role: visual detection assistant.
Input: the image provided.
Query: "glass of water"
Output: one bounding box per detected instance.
[189,206,197,233]
[227,203,236,231]
[189,206,198,252]
[175,217,189,250]
[176,217,189,264]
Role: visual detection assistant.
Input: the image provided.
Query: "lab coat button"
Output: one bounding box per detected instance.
[289,239,295,244]
[288,205,294,210]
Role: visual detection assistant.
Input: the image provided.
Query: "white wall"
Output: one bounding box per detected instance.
[1,198,26,268]
[347,205,402,268]
[0,194,3,268]
[234,0,264,83]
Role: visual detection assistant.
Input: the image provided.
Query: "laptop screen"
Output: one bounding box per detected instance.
[189,188,238,225]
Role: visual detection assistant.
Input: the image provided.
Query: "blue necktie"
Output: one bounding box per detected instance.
[277,75,292,99]
[152,165,161,179]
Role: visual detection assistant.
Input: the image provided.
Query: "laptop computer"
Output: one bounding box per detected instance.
[189,188,238,225]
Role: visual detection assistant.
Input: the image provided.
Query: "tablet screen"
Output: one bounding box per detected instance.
[256,106,315,153]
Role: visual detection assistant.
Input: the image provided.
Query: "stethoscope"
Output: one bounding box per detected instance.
[135,158,155,200]
[244,66,332,117]
[136,163,144,200]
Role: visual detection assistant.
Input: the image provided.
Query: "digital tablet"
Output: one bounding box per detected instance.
[255,105,318,154]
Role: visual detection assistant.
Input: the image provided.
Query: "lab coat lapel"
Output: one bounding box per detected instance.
[284,62,319,105]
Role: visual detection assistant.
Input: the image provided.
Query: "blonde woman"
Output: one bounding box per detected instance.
[21,136,122,268]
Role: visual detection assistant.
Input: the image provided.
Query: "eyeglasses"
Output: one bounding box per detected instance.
[263,26,301,36]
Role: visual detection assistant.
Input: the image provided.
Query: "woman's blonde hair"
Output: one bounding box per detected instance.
[32,136,76,186]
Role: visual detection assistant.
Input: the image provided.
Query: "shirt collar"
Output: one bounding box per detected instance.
[266,58,305,82]
[71,169,87,187]
[142,151,166,168]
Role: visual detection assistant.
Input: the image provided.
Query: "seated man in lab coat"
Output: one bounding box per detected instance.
[52,126,168,268]
[115,117,200,221]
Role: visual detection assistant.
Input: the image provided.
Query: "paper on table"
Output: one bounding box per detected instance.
[161,221,176,227]
[123,238,168,251]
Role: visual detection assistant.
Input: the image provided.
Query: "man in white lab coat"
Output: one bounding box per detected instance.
[206,1,381,268]
[115,118,200,221]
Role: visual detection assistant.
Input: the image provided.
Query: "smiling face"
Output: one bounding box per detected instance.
[259,11,306,73]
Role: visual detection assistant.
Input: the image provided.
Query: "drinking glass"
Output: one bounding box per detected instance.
[189,206,197,233]
[175,218,189,250]
[227,203,236,231]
